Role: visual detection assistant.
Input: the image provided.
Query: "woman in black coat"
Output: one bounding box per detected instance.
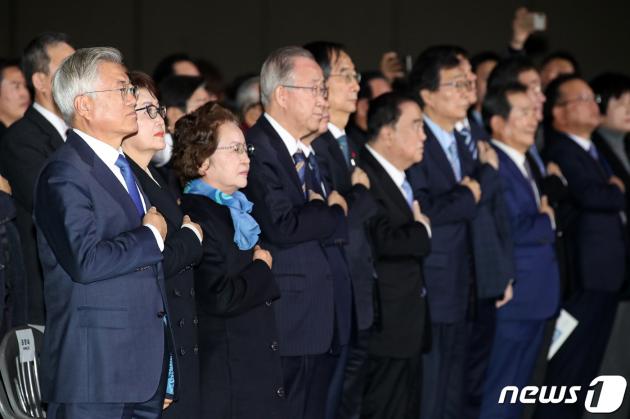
[172,102,284,419]
[122,71,203,418]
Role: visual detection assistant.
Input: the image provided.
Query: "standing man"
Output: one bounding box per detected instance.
[481,83,560,419]
[304,41,378,419]
[359,92,431,419]
[406,46,499,419]
[244,46,350,419]
[0,32,75,324]
[34,47,171,419]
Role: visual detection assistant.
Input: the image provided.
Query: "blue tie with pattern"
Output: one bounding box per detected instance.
[401,178,414,208]
[293,151,307,198]
[336,134,351,167]
[459,125,478,160]
[446,140,462,181]
[115,154,145,219]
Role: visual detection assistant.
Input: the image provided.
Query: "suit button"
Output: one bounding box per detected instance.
[173,289,182,297]
[179,319,185,328]
[193,345,199,354]
[180,347,186,356]
[270,341,279,351]
[193,317,199,326]
[276,387,285,398]
[420,287,427,298]
[190,288,195,297]
[157,311,166,318]
[265,300,273,307]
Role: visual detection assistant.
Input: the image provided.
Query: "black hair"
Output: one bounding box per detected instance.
[367,92,419,141]
[0,58,21,86]
[303,41,347,79]
[590,72,630,115]
[22,32,72,90]
[152,53,198,85]
[408,45,462,107]
[358,70,388,100]
[487,56,537,91]
[482,83,529,133]
[470,51,500,73]
[541,51,580,76]
[158,75,206,112]
[542,73,584,125]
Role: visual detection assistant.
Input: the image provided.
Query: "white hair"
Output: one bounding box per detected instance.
[259,46,313,108]
[52,46,123,125]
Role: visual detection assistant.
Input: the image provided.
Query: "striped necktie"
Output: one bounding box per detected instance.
[293,150,307,197]
[459,125,478,159]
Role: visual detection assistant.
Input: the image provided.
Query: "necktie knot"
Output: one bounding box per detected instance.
[115,154,145,218]
[401,178,414,209]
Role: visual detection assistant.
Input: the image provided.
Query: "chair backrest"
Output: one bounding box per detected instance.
[0,326,45,418]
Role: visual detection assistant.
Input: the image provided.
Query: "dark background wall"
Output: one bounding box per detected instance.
[1,0,628,83]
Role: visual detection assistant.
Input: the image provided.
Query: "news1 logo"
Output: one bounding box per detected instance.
[499,376,628,413]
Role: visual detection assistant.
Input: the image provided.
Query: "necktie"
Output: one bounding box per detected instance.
[588,144,613,177]
[115,155,145,218]
[459,125,478,160]
[336,134,351,167]
[528,146,547,176]
[523,159,541,206]
[307,154,326,197]
[293,151,307,198]
[401,178,414,209]
[446,140,462,181]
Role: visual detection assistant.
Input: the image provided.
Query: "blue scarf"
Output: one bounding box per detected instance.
[184,178,260,250]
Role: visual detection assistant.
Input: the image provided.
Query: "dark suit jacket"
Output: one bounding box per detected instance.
[493,145,561,319]
[127,158,202,418]
[359,147,431,358]
[34,131,169,403]
[181,193,284,419]
[312,130,378,331]
[244,116,350,356]
[0,106,65,323]
[546,130,626,292]
[406,125,499,323]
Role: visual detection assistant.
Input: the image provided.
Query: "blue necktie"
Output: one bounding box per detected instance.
[588,144,613,177]
[336,134,351,167]
[528,146,547,176]
[446,140,462,181]
[401,178,414,208]
[293,151,307,198]
[115,155,145,219]
[307,154,327,197]
[459,125,478,160]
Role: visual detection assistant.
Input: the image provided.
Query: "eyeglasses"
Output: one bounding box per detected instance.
[82,85,139,101]
[328,72,362,84]
[440,79,473,91]
[281,84,329,99]
[136,104,166,119]
[557,94,602,106]
[215,143,255,155]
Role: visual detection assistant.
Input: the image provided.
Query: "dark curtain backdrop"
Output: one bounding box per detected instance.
[1,0,628,83]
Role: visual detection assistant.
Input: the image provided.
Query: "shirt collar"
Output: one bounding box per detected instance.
[327,122,346,139]
[567,133,591,152]
[491,139,527,172]
[74,128,123,167]
[33,102,69,141]
[365,144,406,189]
[454,117,470,133]
[424,115,457,151]
[264,113,300,157]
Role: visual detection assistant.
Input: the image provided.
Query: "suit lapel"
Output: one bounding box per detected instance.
[493,145,539,204]
[26,106,65,150]
[361,147,412,218]
[258,117,304,195]
[559,132,610,180]
[425,126,458,183]
[67,132,141,225]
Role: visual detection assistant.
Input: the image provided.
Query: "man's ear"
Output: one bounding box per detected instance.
[274,86,287,109]
[31,72,48,94]
[419,89,433,110]
[489,115,505,137]
[74,94,91,119]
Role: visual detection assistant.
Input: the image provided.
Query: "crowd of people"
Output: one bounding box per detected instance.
[0,7,628,419]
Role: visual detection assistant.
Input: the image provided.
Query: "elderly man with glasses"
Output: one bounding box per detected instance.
[33,47,172,419]
[244,45,351,419]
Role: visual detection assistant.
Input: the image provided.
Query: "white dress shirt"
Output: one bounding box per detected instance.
[74,129,164,250]
[327,122,346,139]
[33,102,69,141]
[264,113,300,156]
[365,144,431,237]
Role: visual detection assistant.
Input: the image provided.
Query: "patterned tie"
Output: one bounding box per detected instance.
[459,125,478,160]
[446,140,462,181]
[523,159,541,207]
[115,154,145,219]
[336,134,351,167]
[401,178,414,209]
[293,151,307,197]
[307,154,326,197]
[528,146,547,176]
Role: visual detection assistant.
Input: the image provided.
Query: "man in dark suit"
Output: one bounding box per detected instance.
[406,46,499,419]
[244,46,351,419]
[481,83,561,419]
[304,41,378,419]
[536,75,627,419]
[0,32,75,324]
[34,47,172,419]
[358,92,431,419]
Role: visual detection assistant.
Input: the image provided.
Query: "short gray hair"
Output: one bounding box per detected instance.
[260,46,314,108]
[52,46,123,125]
[235,76,260,113]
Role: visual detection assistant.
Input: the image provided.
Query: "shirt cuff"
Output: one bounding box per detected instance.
[417,219,432,238]
[182,223,203,243]
[144,224,165,251]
